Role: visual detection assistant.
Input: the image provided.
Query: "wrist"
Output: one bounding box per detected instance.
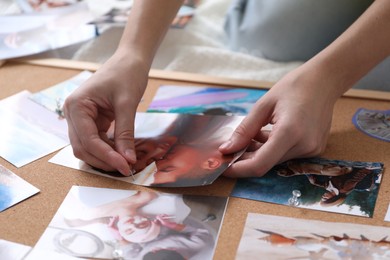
[111,49,151,75]
[286,60,346,105]
[95,52,149,106]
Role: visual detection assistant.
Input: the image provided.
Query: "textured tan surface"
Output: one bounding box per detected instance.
[0,62,389,260]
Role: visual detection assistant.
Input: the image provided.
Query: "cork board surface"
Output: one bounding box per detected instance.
[0,62,389,260]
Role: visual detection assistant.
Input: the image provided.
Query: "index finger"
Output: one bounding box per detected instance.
[67,110,131,175]
[224,124,296,178]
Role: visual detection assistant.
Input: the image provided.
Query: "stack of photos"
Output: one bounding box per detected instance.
[50,112,245,187]
[34,186,228,260]
[236,213,390,259]
[0,164,39,212]
[231,157,384,217]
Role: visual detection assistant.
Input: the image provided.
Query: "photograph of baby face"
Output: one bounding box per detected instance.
[147,85,267,116]
[236,213,390,260]
[231,157,384,217]
[0,164,39,212]
[49,112,245,187]
[130,112,245,187]
[353,108,390,142]
[34,186,227,260]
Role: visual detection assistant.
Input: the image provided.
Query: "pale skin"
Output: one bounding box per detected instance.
[64,0,390,177]
[221,0,390,177]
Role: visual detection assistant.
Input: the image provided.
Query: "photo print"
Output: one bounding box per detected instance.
[231,157,384,217]
[24,247,80,260]
[50,112,245,187]
[0,91,68,167]
[0,239,31,260]
[147,85,267,116]
[353,108,390,142]
[34,186,227,260]
[0,164,39,212]
[236,213,390,260]
[0,2,96,60]
[29,70,92,117]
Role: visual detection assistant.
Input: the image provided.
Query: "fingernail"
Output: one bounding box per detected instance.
[219,140,231,150]
[125,149,136,163]
[119,166,130,176]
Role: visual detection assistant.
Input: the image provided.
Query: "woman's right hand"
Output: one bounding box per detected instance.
[63,53,149,176]
[219,65,340,178]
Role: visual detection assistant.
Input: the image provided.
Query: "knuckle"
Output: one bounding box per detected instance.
[63,95,84,118]
[233,124,250,138]
[116,129,135,142]
[80,136,97,150]
[72,146,84,160]
[302,139,323,156]
[63,95,77,110]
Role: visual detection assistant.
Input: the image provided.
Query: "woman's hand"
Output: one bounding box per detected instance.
[220,0,390,178]
[63,0,183,176]
[63,53,148,176]
[220,67,338,178]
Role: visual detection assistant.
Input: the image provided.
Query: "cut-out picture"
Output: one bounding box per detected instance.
[236,213,390,260]
[353,108,390,142]
[0,91,68,167]
[34,186,227,260]
[50,112,245,187]
[0,164,39,212]
[29,70,92,117]
[148,85,267,116]
[231,158,384,217]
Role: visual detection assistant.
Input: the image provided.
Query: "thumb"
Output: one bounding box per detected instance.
[219,102,271,154]
[219,117,257,154]
[114,110,137,165]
